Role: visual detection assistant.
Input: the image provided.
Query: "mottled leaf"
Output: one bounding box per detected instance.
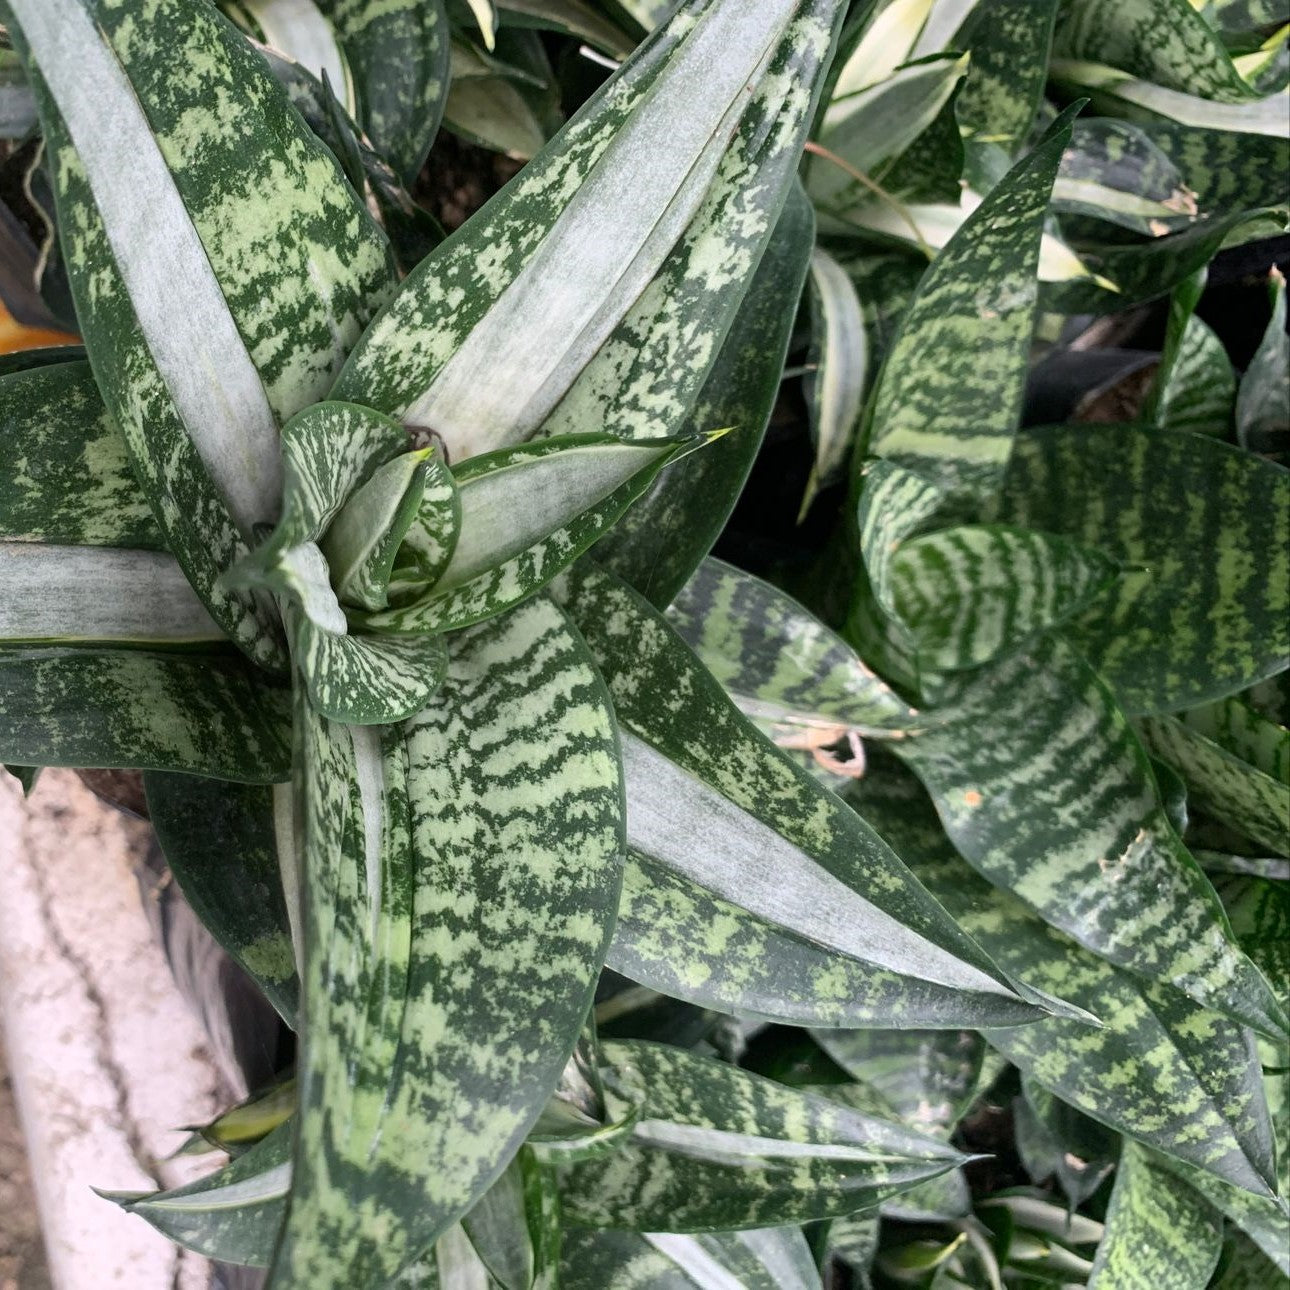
[1089,1140,1223,1288]
[1140,714,1290,855]
[887,523,1120,672]
[332,0,845,462]
[271,595,622,1285]
[557,1039,967,1231]
[591,181,816,609]
[897,631,1287,1039]
[361,433,702,634]
[844,752,1279,1196]
[0,648,291,782]
[7,0,396,668]
[550,561,1068,1029]
[994,423,1290,712]
[1147,276,1237,436]
[859,108,1077,504]
[0,361,161,549]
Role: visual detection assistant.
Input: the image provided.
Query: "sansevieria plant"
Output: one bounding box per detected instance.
[0,0,1287,1285]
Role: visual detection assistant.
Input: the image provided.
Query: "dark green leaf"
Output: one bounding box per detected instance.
[145,772,299,1025]
[1238,269,1289,459]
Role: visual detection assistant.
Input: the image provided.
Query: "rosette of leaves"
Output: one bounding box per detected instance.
[0,0,1110,1282]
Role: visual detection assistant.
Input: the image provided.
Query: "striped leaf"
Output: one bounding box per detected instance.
[591,181,816,609]
[557,1039,967,1231]
[938,0,1061,152]
[1145,271,1237,435]
[1089,1141,1223,1289]
[810,1030,984,1220]
[1238,269,1289,459]
[1054,0,1267,102]
[561,1227,823,1290]
[1212,1228,1290,1288]
[994,423,1290,713]
[896,631,1287,1040]
[1140,715,1290,855]
[273,595,622,1285]
[887,524,1120,672]
[844,753,1280,1197]
[858,108,1076,505]
[1187,697,1290,787]
[550,562,1076,1025]
[0,362,161,549]
[1214,874,1290,1018]
[1127,118,1290,220]
[6,0,396,668]
[665,557,920,741]
[0,648,291,782]
[145,772,300,1025]
[799,248,867,519]
[0,543,222,648]
[360,432,703,635]
[108,1122,292,1268]
[331,0,846,462]
[316,0,451,182]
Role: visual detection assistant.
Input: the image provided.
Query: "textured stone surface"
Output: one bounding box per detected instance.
[0,771,234,1289]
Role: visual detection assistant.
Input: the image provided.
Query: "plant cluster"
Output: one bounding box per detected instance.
[0,0,1287,1286]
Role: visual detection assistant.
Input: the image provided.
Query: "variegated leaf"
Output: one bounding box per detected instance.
[332,0,845,462]
[0,648,291,782]
[6,0,397,668]
[591,181,815,609]
[561,1226,823,1290]
[665,557,920,742]
[145,772,300,1025]
[1187,696,1290,787]
[557,1039,967,1231]
[799,248,867,519]
[887,524,1120,672]
[897,631,1287,1039]
[361,433,703,634]
[1050,59,1290,136]
[1141,271,1224,430]
[316,0,451,182]
[935,0,1060,152]
[108,1122,293,1267]
[1089,1140,1223,1288]
[858,108,1077,504]
[1140,714,1290,855]
[1054,0,1269,102]
[272,595,622,1285]
[809,53,969,220]
[846,752,1279,1196]
[1053,119,1198,236]
[0,361,161,549]
[994,423,1290,713]
[550,561,1077,1026]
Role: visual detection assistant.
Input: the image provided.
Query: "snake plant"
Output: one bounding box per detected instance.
[0,0,1287,1285]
